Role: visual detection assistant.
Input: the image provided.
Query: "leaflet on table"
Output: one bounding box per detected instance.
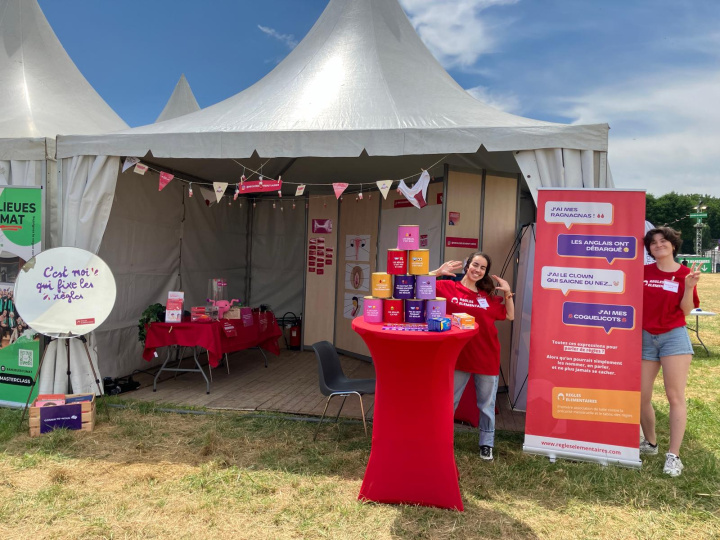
[524,189,645,468]
[165,291,184,323]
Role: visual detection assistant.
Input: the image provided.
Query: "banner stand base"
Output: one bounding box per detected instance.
[523,445,642,469]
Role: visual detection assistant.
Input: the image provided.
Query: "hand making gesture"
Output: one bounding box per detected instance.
[492,275,513,299]
[432,260,463,276]
[685,261,702,289]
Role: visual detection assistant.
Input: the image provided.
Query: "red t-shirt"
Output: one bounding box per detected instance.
[436,279,507,375]
[643,263,700,335]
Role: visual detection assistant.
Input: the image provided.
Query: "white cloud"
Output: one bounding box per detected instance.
[554,70,720,195]
[399,0,518,68]
[257,25,298,49]
[466,85,521,113]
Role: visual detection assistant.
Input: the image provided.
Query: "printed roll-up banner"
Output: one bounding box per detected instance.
[524,189,645,467]
[0,187,42,408]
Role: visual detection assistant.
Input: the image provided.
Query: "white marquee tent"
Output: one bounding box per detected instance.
[52,0,613,386]
[0,0,128,396]
[155,74,201,124]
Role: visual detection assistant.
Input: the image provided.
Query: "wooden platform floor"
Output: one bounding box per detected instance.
[120,348,526,433]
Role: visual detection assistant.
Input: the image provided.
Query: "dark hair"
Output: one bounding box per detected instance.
[644,227,682,259]
[464,251,495,294]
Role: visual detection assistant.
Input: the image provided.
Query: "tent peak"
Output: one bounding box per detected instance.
[0,0,128,138]
[155,74,201,123]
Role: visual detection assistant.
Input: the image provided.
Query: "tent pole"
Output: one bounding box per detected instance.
[245,197,254,305]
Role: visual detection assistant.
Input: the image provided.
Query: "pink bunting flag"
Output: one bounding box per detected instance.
[333,183,348,199]
[158,171,174,191]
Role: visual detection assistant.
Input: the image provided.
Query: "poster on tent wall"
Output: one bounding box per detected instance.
[523,188,645,468]
[0,186,42,408]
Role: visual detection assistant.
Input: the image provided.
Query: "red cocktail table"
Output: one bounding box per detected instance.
[352,316,477,510]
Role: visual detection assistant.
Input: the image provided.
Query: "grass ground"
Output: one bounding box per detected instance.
[0,276,718,539]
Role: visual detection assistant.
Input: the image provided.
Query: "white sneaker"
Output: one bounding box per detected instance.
[639,439,658,455]
[663,453,684,477]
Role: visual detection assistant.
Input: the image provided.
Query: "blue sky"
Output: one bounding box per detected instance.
[39,0,719,195]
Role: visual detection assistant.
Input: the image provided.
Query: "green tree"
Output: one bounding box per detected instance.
[645,193,719,253]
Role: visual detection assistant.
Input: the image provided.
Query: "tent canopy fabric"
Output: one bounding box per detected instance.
[0,0,128,159]
[155,74,201,123]
[57,0,607,160]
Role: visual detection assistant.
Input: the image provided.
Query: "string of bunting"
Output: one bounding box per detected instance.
[121,155,448,210]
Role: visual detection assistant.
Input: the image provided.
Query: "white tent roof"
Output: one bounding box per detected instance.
[155,74,201,123]
[0,0,127,158]
[58,0,607,159]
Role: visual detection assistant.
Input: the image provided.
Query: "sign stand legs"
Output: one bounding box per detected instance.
[19,336,108,427]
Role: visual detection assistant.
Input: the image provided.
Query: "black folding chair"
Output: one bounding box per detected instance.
[312,341,375,440]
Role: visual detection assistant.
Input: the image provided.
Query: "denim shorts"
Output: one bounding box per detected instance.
[642,327,693,361]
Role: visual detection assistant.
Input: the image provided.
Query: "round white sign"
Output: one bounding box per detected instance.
[14,247,116,339]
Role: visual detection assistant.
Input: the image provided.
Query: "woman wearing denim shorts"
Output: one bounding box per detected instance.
[640,227,701,477]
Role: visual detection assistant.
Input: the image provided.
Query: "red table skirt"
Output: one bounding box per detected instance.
[142,312,282,367]
[352,316,477,511]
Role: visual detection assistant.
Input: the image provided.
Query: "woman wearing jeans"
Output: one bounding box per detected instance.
[432,252,514,461]
[640,227,700,477]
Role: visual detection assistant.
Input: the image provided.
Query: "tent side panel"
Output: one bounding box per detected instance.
[443,169,483,263]
[182,192,249,310]
[334,196,380,357]
[95,169,184,378]
[482,173,519,389]
[303,195,339,347]
[249,199,304,317]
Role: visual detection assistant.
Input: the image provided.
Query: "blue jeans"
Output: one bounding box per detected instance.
[452,370,499,448]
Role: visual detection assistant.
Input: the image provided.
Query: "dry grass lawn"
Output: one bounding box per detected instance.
[0,275,718,539]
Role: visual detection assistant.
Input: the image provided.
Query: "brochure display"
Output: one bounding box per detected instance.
[524,189,645,467]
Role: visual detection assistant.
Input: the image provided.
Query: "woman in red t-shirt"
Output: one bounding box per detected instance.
[640,227,701,477]
[431,252,514,462]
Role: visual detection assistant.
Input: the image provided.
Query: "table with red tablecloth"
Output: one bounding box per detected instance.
[143,311,282,393]
[352,316,477,511]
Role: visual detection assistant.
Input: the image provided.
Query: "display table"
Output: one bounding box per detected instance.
[352,316,478,511]
[687,308,717,356]
[142,312,282,393]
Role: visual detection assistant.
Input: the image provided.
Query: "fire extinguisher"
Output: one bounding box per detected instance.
[282,312,302,351]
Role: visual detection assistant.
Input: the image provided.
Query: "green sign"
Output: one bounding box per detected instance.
[0,186,43,407]
[689,212,708,218]
[0,336,41,408]
[680,256,713,273]
[0,186,42,261]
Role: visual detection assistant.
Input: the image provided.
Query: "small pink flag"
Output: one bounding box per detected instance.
[159,171,174,191]
[333,183,348,199]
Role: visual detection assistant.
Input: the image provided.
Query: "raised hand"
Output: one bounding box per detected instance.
[492,275,512,297]
[433,260,463,276]
[685,262,701,289]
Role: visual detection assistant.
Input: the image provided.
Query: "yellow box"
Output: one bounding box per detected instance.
[452,313,475,329]
[29,394,96,437]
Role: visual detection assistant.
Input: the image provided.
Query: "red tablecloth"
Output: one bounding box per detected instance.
[142,312,282,367]
[352,316,478,511]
